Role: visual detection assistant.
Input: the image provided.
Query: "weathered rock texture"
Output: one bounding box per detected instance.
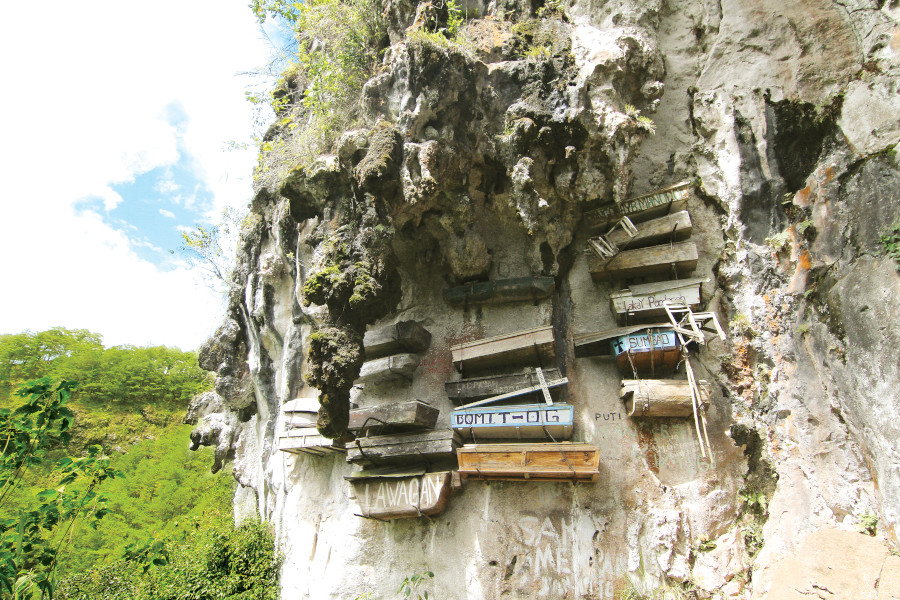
[191,0,900,597]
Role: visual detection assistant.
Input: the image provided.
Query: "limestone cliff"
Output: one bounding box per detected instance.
[188,0,900,597]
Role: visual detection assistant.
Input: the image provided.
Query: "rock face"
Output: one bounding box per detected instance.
[191,0,900,597]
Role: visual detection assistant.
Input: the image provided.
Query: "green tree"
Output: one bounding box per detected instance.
[0,379,118,598]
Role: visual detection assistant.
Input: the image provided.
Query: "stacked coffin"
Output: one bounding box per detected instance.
[345,321,463,519]
[278,397,347,456]
[447,326,600,482]
[576,182,724,434]
[356,320,432,385]
[344,399,463,520]
[577,182,706,379]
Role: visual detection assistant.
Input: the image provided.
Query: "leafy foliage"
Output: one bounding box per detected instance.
[858,511,878,536]
[249,0,387,171]
[0,379,120,598]
[172,206,248,294]
[398,571,434,600]
[879,223,900,270]
[56,518,281,600]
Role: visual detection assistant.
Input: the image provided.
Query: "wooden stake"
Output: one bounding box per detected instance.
[683,352,707,458]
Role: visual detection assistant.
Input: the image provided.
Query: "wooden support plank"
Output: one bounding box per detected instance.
[444,368,564,403]
[451,326,555,373]
[443,277,555,307]
[356,353,420,385]
[363,321,432,360]
[346,429,460,464]
[589,241,698,281]
[348,400,440,434]
[610,278,707,323]
[346,471,452,519]
[620,379,711,417]
[451,403,574,440]
[584,181,692,232]
[457,443,601,481]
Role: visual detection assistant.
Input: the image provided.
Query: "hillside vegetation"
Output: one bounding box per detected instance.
[0,328,280,599]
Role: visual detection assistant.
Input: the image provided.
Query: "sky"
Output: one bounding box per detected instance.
[0,1,284,350]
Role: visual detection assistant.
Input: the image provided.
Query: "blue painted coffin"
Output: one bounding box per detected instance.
[451,403,574,439]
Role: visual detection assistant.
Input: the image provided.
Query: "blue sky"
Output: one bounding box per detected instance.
[0,0,277,350]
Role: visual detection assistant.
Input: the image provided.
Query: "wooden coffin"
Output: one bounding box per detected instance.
[620,379,711,417]
[356,353,420,385]
[346,468,452,519]
[452,403,574,440]
[279,427,346,456]
[346,429,461,464]
[443,277,555,307]
[281,397,319,428]
[613,328,681,374]
[601,210,693,250]
[457,443,601,482]
[584,181,692,232]
[364,321,431,360]
[589,241,698,281]
[444,368,564,404]
[348,400,440,435]
[451,326,555,373]
[610,278,707,322]
[574,323,672,358]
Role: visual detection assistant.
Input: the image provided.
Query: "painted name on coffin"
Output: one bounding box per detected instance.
[590,184,691,223]
[451,405,574,428]
[357,473,445,511]
[617,292,689,313]
[612,330,677,356]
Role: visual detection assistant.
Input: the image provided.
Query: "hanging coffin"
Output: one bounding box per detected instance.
[279,427,346,456]
[457,443,601,482]
[451,326,555,373]
[610,278,707,323]
[589,241,698,281]
[346,429,461,464]
[574,323,672,358]
[444,368,565,404]
[345,468,452,519]
[281,397,320,428]
[612,328,681,374]
[356,353,420,385]
[363,321,432,360]
[348,400,440,435]
[443,276,555,307]
[451,403,574,440]
[620,379,711,417]
[593,210,693,254]
[584,181,692,233]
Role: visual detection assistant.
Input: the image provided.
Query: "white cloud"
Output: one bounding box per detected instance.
[159,209,177,219]
[0,0,274,350]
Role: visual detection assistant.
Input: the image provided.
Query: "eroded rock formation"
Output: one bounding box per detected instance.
[190,0,900,597]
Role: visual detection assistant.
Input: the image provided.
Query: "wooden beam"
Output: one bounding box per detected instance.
[444,368,564,403]
[451,326,555,373]
[443,277,555,307]
[348,400,440,434]
[363,321,432,360]
[589,241,698,281]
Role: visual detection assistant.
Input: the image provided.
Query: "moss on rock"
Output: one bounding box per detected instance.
[305,327,364,438]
